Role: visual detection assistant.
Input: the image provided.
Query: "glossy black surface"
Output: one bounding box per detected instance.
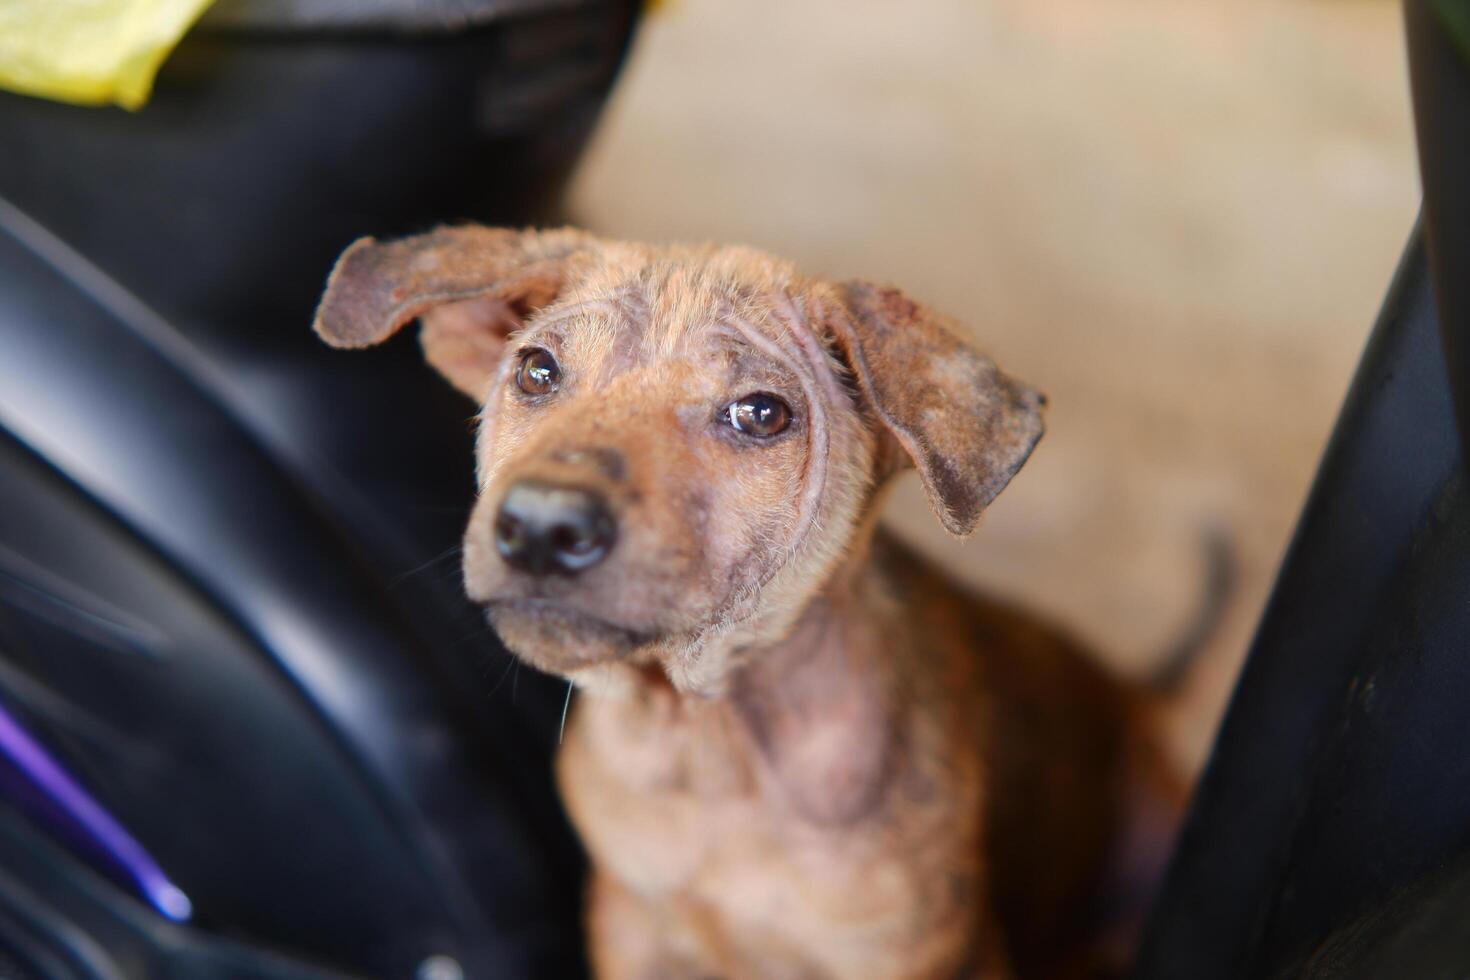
[0,2,636,976]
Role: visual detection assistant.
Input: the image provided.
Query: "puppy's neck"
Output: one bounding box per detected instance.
[725,552,902,823]
[574,540,904,823]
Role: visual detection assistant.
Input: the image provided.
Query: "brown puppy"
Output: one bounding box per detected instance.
[314,226,1184,980]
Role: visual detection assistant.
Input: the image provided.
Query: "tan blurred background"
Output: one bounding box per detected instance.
[567,0,1419,769]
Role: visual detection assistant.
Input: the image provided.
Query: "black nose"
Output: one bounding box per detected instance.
[493,481,616,576]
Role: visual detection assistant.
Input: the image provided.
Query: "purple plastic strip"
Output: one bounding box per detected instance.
[0,700,192,922]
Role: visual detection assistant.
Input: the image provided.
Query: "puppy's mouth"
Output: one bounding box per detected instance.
[487,597,648,638]
[483,597,657,669]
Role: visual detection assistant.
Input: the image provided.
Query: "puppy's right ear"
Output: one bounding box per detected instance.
[313,225,595,399]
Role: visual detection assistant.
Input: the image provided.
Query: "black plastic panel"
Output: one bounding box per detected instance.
[0,3,635,976]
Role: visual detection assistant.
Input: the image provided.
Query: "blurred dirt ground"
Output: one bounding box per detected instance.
[567,0,1420,769]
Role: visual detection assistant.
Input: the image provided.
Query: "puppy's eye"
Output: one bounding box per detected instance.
[516,348,560,396]
[726,393,792,438]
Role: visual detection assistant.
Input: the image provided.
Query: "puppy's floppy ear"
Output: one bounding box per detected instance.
[826,281,1046,537]
[313,225,595,399]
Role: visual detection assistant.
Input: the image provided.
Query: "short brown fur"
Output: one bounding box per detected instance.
[315,226,1186,979]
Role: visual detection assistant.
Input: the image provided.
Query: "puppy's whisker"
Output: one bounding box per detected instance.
[446,623,499,649]
[559,679,575,745]
[487,653,518,698]
[402,504,475,515]
[390,544,464,587]
[436,563,469,587]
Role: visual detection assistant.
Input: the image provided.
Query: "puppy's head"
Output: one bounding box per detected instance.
[315,226,1044,693]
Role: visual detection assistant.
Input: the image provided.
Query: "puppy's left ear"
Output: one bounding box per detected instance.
[825,281,1046,537]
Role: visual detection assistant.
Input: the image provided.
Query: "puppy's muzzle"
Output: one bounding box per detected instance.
[493,480,616,577]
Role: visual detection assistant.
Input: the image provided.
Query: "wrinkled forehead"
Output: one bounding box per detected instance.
[518,248,810,378]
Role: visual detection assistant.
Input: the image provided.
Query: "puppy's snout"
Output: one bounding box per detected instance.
[494,480,616,577]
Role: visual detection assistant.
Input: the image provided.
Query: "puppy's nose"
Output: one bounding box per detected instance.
[493,480,616,576]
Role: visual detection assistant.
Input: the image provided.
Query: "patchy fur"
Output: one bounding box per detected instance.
[315,226,1186,979]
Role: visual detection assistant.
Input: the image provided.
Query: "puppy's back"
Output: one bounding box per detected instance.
[875,530,1141,977]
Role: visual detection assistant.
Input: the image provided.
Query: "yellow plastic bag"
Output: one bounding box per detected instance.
[0,0,216,111]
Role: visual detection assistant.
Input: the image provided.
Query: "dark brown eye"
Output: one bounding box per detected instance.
[726,393,792,438]
[516,348,560,396]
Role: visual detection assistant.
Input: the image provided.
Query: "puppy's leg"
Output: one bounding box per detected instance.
[1087,720,1189,977]
[957,922,1017,980]
[587,873,720,980]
